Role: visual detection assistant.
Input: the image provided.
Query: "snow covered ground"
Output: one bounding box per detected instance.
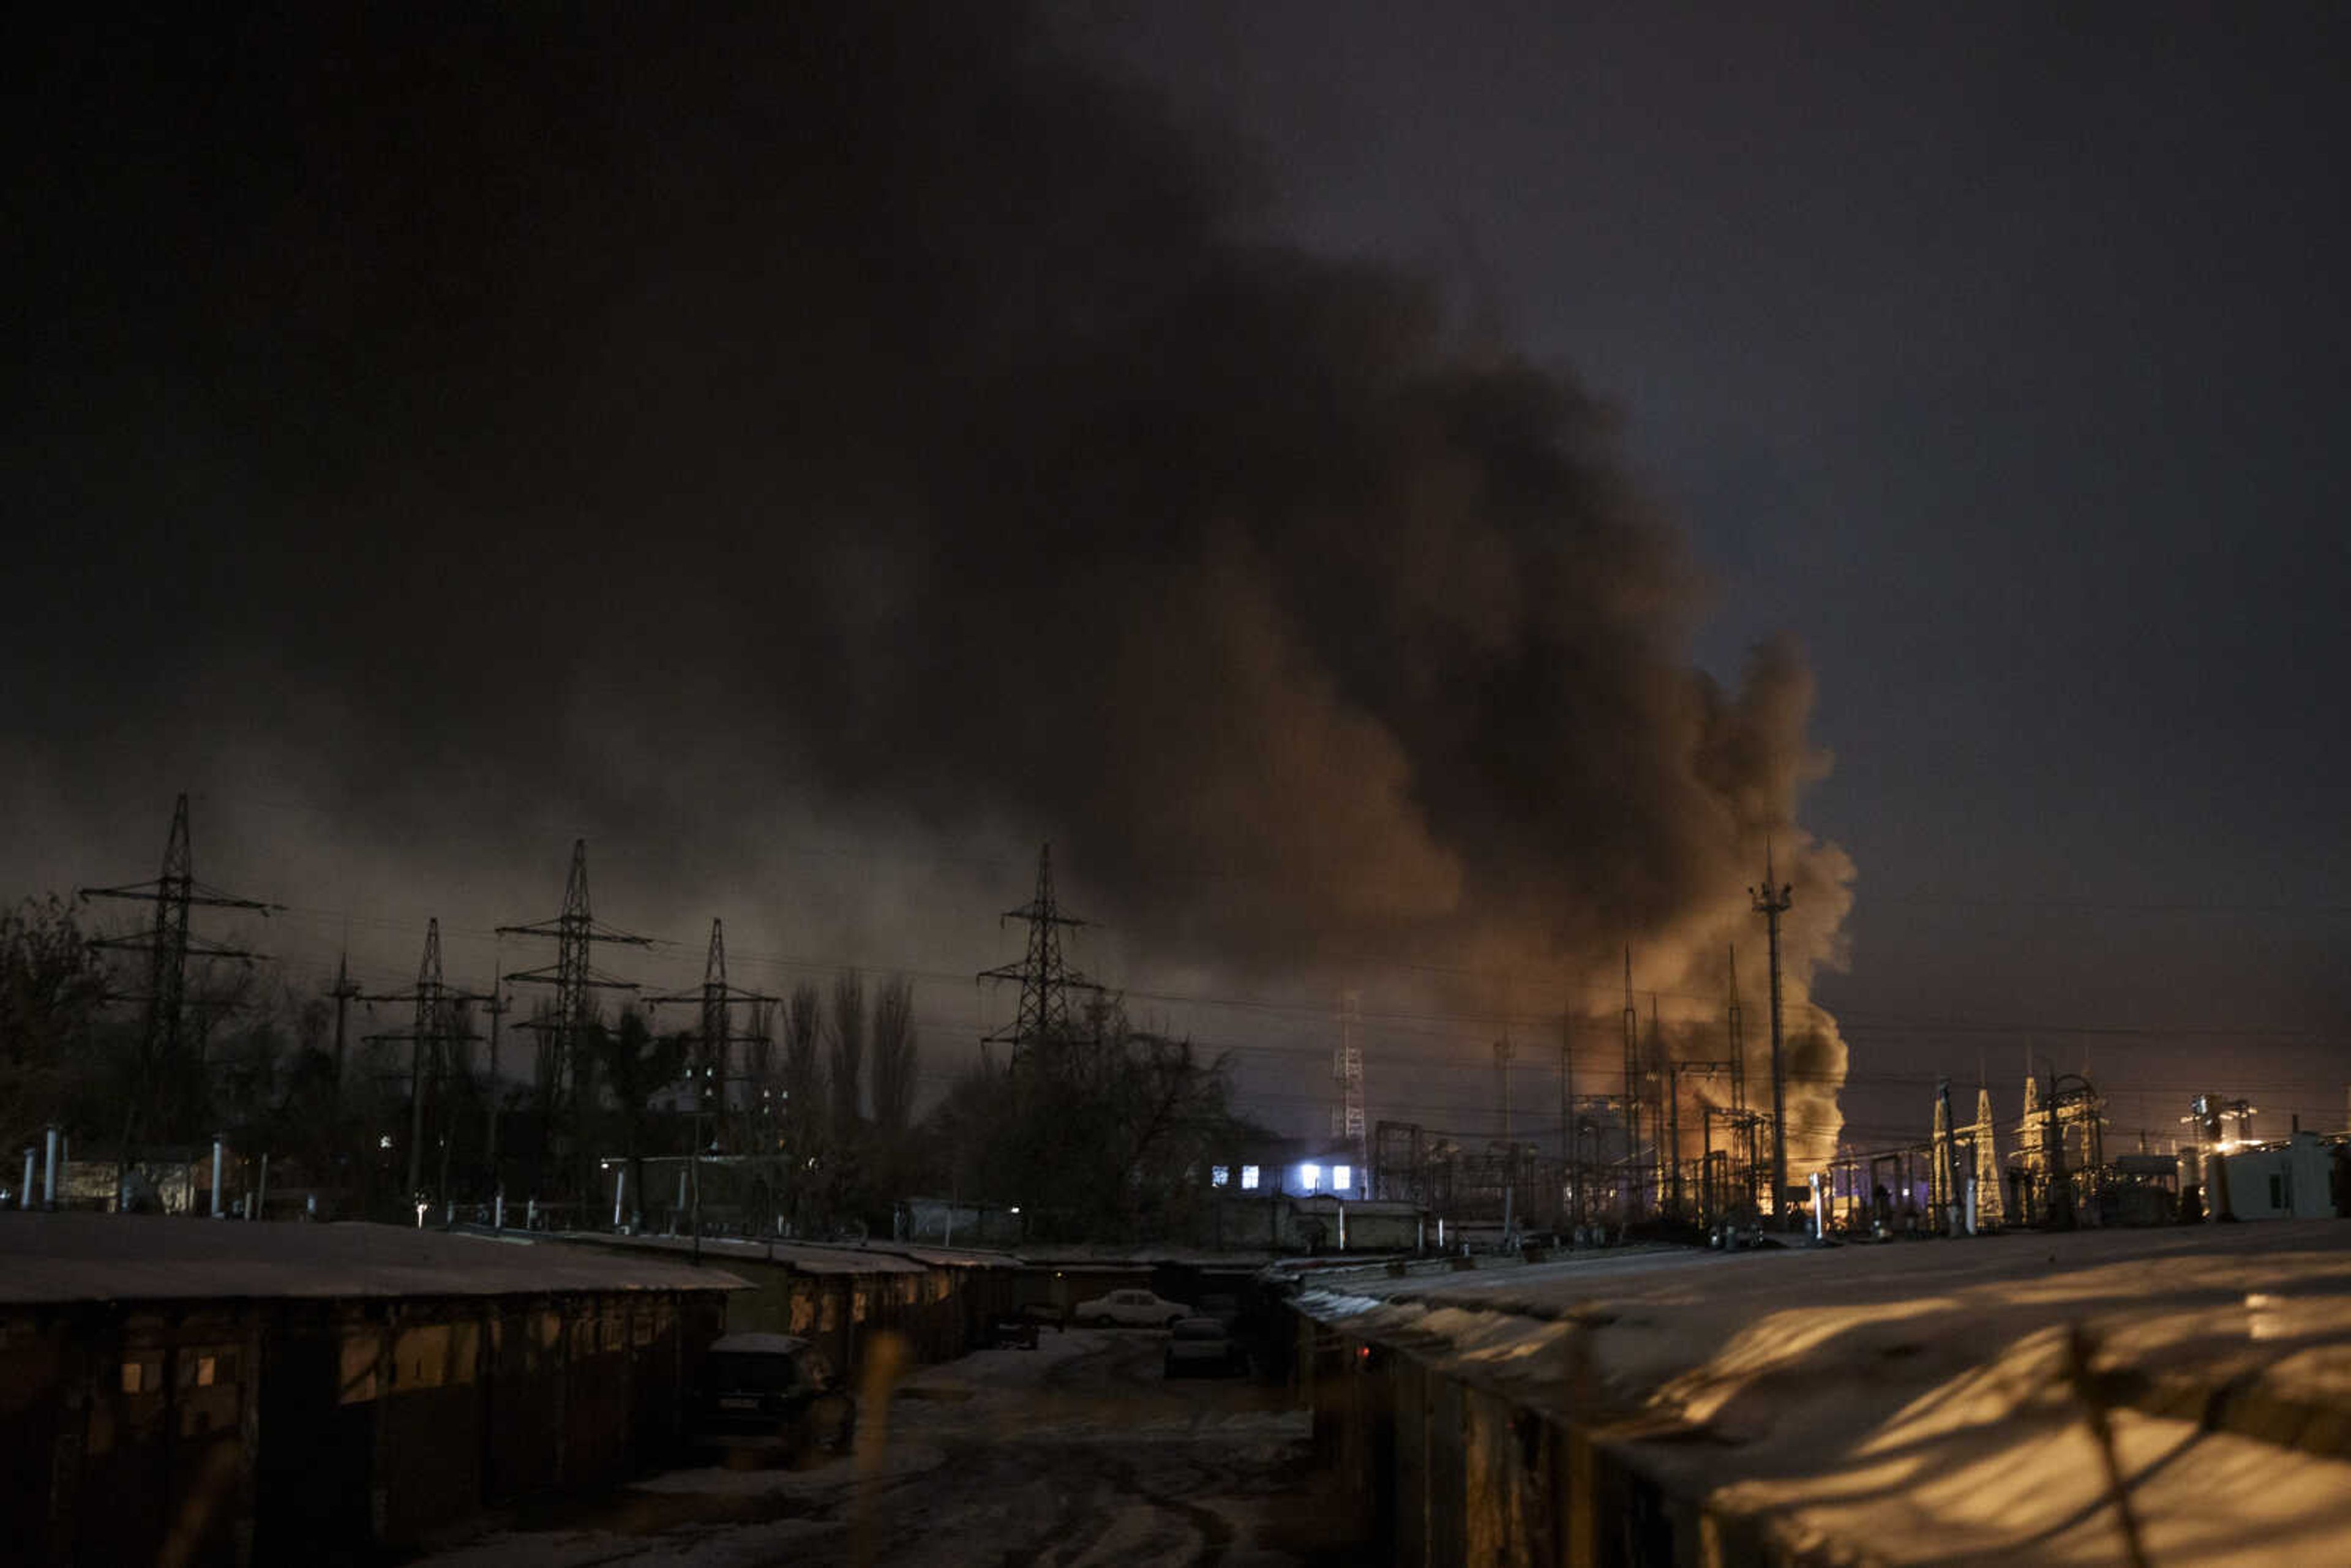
[410,1326,1334,1568]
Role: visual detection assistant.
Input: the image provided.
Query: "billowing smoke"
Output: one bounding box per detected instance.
[8,5,1850,1154]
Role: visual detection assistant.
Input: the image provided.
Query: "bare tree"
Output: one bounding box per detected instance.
[0,896,106,1155]
[783,982,822,1133]
[828,970,865,1128]
[870,975,918,1136]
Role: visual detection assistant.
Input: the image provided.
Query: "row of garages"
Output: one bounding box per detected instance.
[0,1214,736,1567]
[1287,1224,2351,1567]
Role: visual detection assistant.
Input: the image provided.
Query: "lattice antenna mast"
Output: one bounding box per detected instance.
[1750,841,1794,1218]
[498,840,652,1190]
[361,918,489,1201]
[81,793,280,1177]
[645,918,774,1154]
[1332,991,1366,1182]
[978,843,1100,1071]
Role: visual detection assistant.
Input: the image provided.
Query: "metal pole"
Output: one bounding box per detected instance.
[1751,852,1794,1220]
[20,1148,34,1210]
[254,1152,269,1220]
[43,1125,61,1210]
[210,1133,225,1218]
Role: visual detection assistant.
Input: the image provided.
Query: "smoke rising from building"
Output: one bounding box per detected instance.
[7,5,1851,1152]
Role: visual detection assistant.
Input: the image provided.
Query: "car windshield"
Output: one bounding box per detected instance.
[707,1351,803,1394]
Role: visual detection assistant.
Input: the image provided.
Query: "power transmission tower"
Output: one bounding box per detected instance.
[1332,991,1365,1188]
[80,793,280,1195]
[978,843,1100,1073]
[1559,1008,1577,1228]
[1750,845,1794,1219]
[1655,999,1685,1221]
[1621,948,1643,1218]
[498,841,651,1207]
[328,951,361,1097]
[646,918,774,1155]
[361,919,489,1206]
[1494,1032,1516,1240]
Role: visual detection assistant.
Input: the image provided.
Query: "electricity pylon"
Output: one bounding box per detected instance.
[645,919,774,1153]
[979,843,1100,1073]
[80,793,279,1191]
[498,840,651,1201]
[361,919,489,1204]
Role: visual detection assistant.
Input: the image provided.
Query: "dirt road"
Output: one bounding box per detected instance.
[411,1327,1352,1568]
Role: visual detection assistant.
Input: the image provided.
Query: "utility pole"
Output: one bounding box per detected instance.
[1621,948,1642,1219]
[361,919,488,1206]
[1750,846,1794,1220]
[1494,1033,1515,1242]
[500,841,652,1210]
[978,844,1100,1074]
[81,794,279,1198]
[481,975,510,1196]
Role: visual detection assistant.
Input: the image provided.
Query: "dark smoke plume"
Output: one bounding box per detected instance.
[6,5,1850,1154]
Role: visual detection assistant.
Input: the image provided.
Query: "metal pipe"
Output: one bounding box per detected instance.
[43,1125,60,1210]
[612,1165,627,1229]
[20,1147,34,1210]
[210,1134,226,1218]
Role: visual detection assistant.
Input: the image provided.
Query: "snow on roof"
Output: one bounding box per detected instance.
[560,1232,931,1275]
[1297,1224,2351,1565]
[0,1213,746,1305]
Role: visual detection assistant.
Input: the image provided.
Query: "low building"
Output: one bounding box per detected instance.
[0,1212,740,1567]
[555,1231,1020,1375]
[2211,1131,2344,1219]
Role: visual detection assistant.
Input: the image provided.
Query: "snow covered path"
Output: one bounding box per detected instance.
[409,1327,1341,1568]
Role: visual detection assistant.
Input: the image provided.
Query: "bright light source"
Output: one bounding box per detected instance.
[1301,1163,1322,1191]
[1009,1206,1021,1215]
[1333,1164,1352,1191]
[1212,1165,1230,1187]
[1240,1165,1260,1190]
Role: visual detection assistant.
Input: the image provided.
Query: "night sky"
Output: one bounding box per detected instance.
[7,5,2346,1156]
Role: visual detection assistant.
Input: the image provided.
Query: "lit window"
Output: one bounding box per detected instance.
[1333,1165,1352,1191]
[1212,1165,1230,1188]
[1240,1165,1260,1190]
[1301,1163,1322,1191]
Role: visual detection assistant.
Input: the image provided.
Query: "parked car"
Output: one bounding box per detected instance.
[692,1332,855,1461]
[1072,1288,1195,1329]
[1163,1316,1249,1378]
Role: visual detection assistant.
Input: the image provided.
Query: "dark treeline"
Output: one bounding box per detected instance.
[2,893,1256,1242]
